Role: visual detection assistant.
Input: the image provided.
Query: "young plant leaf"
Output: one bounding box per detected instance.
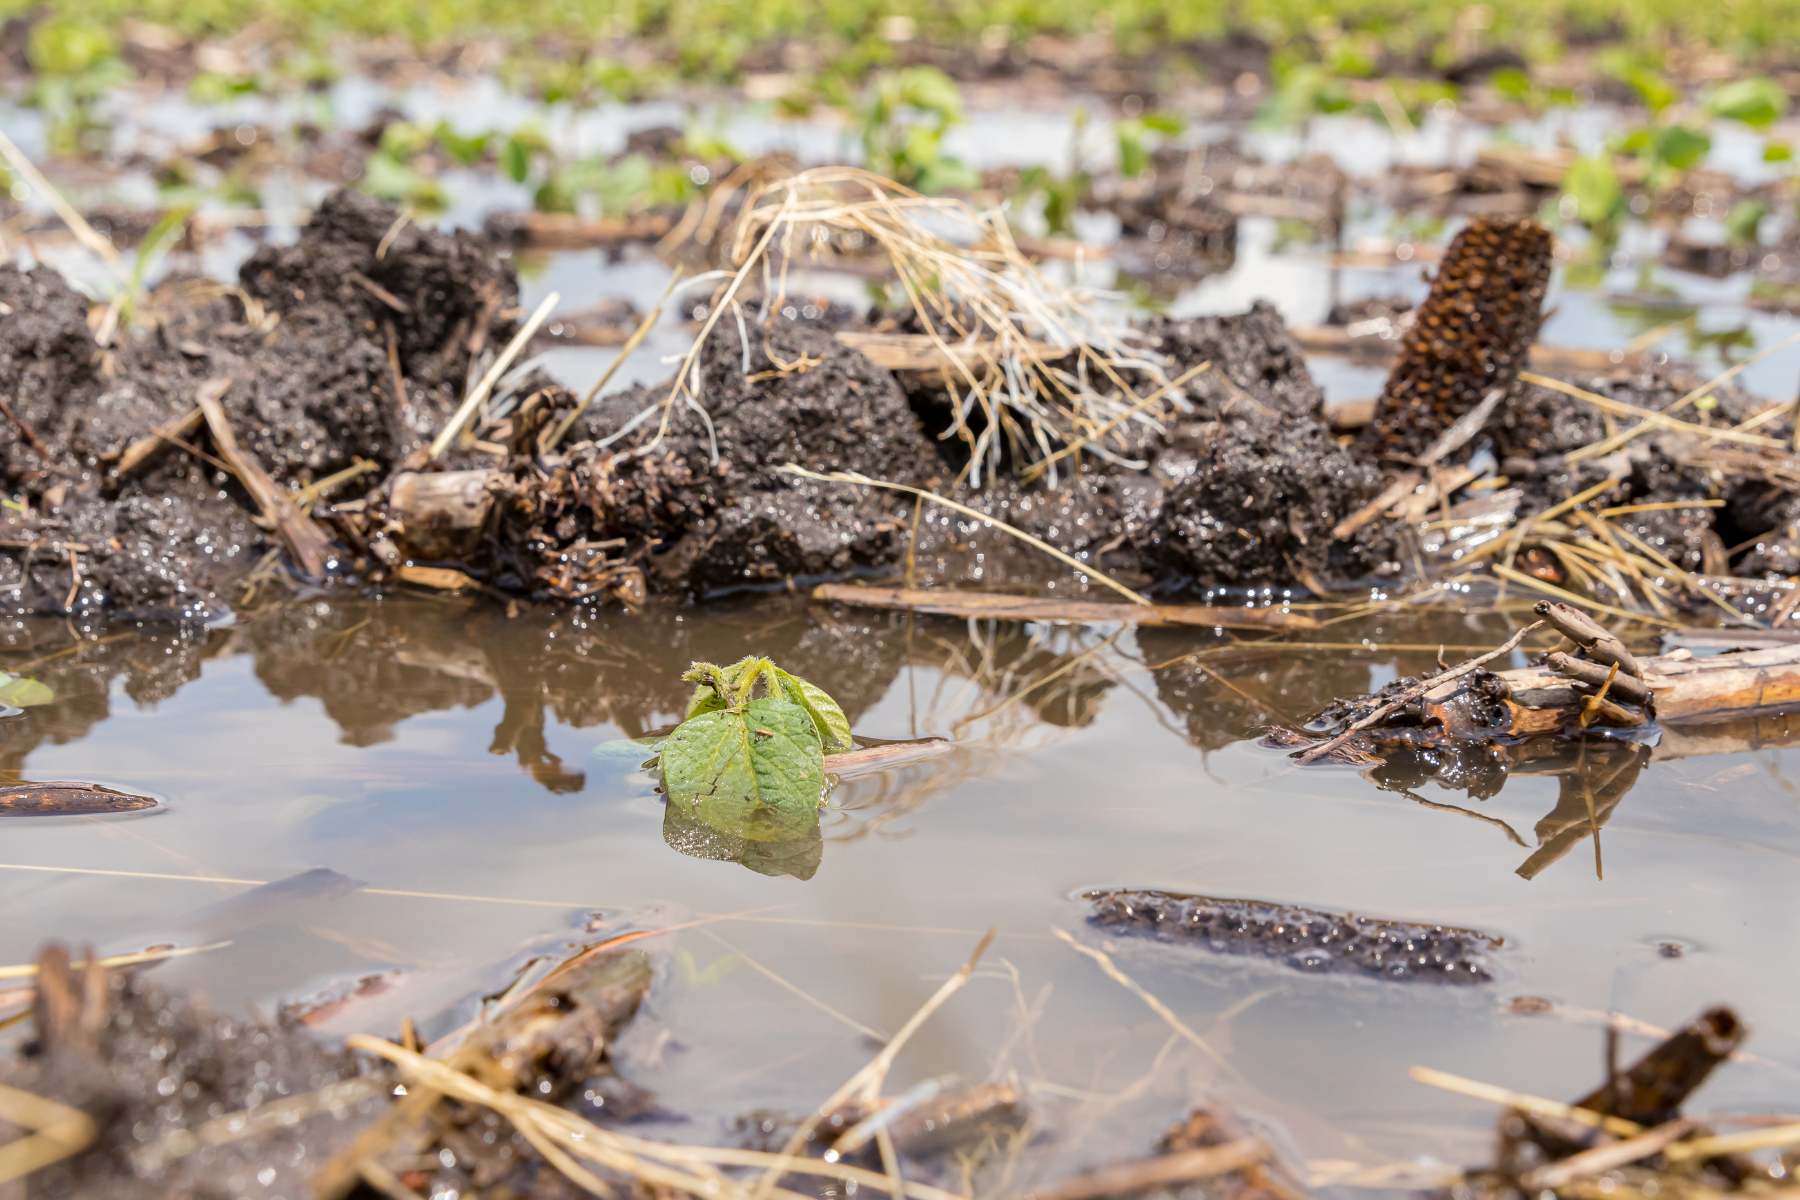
[769,668,854,753]
[660,697,826,835]
[1655,125,1711,171]
[1705,77,1789,128]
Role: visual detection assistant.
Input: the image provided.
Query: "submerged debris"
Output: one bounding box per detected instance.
[1449,1007,1766,1200]
[1085,889,1501,983]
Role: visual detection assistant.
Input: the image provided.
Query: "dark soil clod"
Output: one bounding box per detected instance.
[1085,888,1501,983]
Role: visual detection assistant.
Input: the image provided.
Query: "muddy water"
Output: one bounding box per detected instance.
[4,594,1799,1182]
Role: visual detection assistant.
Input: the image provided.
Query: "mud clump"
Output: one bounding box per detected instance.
[1086,888,1500,983]
[0,189,522,622]
[1141,414,1386,588]
[241,188,516,403]
[1141,301,1325,421]
[1357,215,1553,462]
[9,184,1401,615]
[499,318,942,597]
[1,946,381,1199]
[1500,368,1769,574]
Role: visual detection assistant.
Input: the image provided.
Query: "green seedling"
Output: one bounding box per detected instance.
[656,656,852,850]
[858,66,978,193]
[1115,110,1183,178]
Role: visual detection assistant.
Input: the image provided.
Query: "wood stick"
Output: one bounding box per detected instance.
[1297,622,1543,764]
[1520,1118,1699,1191]
[1534,600,1641,677]
[430,291,559,459]
[1500,642,1800,732]
[0,398,56,466]
[192,378,334,579]
[115,406,203,478]
[1291,327,1642,374]
[811,584,1319,631]
[1547,652,1653,707]
[1664,1121,1800,1163]
[1333,472,1422,540]
[1408,1065,1645,1138]
[823,738,955,776]
[1020,1140,1268,1200]
[350,271,410,313]
[835,331,1068,372]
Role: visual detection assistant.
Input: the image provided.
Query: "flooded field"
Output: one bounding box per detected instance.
[7,23,1800,1197]
[5,590,1800,1191]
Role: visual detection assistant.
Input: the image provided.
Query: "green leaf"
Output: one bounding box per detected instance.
[1117,121,1149,178]
[769,668,854,753]
[1490,67,1530,100]
[1563,154,1623,227]
[1764,141,1794,163]
[1705,77,1789,128]
[1627,67,1677,114]
[894,65,964,123]
[1725,199,1770,246]
[0,673,54,707]
[502,136,532,184]
[660,697,825,831]
[1656,125,1712,171]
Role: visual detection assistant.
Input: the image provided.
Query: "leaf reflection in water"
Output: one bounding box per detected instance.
[662,791,824,881]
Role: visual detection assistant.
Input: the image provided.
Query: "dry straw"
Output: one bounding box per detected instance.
[616,167,1190,486]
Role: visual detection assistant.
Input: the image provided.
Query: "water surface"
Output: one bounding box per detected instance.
[4,594,1797,1186]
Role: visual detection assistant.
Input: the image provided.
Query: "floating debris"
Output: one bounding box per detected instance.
[0,781,161,817]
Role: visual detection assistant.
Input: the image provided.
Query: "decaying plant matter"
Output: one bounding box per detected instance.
[628,165,1189,487]
[1428,1006,1797,1200]
[1273,607,1800,764]
[1355,216,1554,463]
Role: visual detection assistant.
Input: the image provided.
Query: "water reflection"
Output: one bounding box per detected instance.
[663,799,824,881]
[7,595,1800,889]
[1362,712,1800,880]
[1372,737,1651,880]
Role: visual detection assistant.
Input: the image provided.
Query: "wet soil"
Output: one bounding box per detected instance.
[1086,888,1502,983]
[1,947,382,1200]
[1500,367,1782,574]
[0,189,523,622]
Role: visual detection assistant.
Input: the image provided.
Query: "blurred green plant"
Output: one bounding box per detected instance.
[361,120,449,211]
[857,66,977,193]
[1115,110,1183,178]
[25,19,132,156]
[1013,164,1089,236]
